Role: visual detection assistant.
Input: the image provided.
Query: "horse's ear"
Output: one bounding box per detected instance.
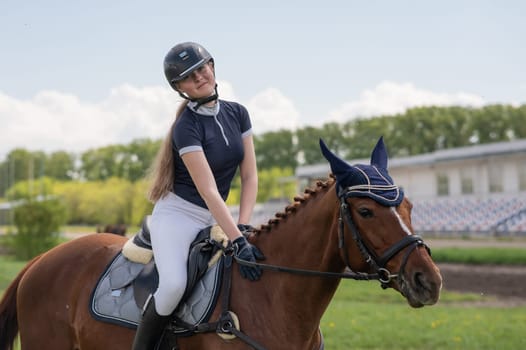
[319,138,353,178]
[370,136,388,169]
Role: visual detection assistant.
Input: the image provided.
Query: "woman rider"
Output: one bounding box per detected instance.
[132,42,263,349]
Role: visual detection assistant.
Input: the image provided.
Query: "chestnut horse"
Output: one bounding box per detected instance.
[0,138,442,350]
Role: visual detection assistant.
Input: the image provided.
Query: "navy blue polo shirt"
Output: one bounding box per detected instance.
[172,100,252,209]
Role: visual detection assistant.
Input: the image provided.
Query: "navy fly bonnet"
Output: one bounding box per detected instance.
[319,137,403,206]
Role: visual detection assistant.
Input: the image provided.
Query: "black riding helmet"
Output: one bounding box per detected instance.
[163,42,218,107]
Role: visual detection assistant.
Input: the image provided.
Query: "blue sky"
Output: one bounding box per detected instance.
[1,0,525,159]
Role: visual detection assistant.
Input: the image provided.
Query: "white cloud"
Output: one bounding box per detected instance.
[100,84,177,140]
[216,80,237,101]
[0,85,180,159]
[0,82,296,160]
[246,88,300,133]
[0,80,488,160]
[327,81,486,123]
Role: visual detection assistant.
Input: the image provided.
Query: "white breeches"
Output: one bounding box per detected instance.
[150,192,215,315]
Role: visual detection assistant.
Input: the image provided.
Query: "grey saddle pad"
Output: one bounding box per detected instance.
[89,252,222,333]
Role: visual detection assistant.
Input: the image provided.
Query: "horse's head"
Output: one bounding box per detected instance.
[320,137,442,307]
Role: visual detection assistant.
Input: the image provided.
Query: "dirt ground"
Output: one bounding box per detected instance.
[427,239,526,307]
[437,263,526,307]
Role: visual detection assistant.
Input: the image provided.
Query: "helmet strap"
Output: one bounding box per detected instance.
[176,84,219,110]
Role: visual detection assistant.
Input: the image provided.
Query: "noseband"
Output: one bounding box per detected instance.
[337,189,430,288]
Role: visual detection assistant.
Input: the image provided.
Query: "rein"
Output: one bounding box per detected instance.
[234,254,382,280]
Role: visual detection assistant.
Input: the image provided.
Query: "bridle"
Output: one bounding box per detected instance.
[336,187,430,288]
[234,186,430,288]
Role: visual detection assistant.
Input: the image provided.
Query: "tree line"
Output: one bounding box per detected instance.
[1,104,525,205]
[3,104,525,191]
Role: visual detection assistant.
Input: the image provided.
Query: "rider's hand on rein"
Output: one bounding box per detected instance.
[233,236,265,281]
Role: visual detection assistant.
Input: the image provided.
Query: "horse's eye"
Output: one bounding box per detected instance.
[357,208,373,218]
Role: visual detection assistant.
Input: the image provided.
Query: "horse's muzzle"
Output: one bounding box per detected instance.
[399,264,443,308]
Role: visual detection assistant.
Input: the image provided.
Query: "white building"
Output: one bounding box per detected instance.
[295,139,526,236]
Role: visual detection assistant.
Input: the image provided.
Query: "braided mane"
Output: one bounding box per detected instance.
[254,175,335,234]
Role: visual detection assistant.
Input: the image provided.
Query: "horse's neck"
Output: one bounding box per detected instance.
[253,185,343,329]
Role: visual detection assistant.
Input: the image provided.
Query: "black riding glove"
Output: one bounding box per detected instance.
[233,236,265,281]
[237,224,255,234]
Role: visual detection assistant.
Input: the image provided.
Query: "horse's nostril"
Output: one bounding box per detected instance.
[414,272,426,290]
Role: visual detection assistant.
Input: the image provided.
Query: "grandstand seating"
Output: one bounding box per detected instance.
[411,194,526,236]
[232,194,526,236]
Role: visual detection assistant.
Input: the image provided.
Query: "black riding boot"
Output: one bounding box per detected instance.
[132,295,171,350]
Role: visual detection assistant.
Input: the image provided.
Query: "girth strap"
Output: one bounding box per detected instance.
[217,312,266,350]
[214,251,267,350]
[168,244,268,350]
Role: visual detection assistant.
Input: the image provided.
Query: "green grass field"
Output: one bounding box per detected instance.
[0,255,26,291]
[431,246,526,265]
[321,281,526,350]
[1,247,525,350]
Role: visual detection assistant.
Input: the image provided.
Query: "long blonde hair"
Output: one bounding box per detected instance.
[147,100,189,202]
